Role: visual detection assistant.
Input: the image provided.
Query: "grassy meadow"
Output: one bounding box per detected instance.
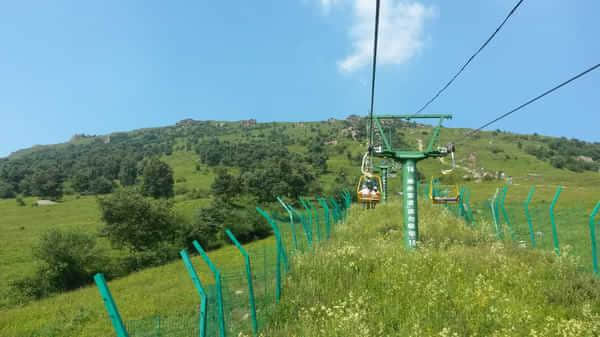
[262,201,600,337]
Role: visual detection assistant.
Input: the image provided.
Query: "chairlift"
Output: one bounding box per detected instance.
[356,152,382,208]
[429,177,459,204]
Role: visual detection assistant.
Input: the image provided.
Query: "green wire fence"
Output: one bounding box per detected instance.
[94,191,352,337]
[427,180,600,276]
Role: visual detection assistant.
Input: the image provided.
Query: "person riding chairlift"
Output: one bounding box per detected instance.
[359,184,371,197]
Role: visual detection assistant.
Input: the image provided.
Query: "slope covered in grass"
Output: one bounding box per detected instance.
[263,202,600,337]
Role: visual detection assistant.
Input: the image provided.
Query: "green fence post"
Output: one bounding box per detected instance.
[256,207,288,303]
[276,197,298,251]
[192,241,226,337]
[307,199,322,242]
[464,188,473,225]
[588,201,600,275]
[256,208,289,272]
[94,274,130,337]
[225,230,258,336]
[318,198,331,240]
[490,189,502,239]
[299,198,316,245]
[343,190,352,209]
[499,186,516,240]
[524,186,536,248]
[329,197,340,224]
[290,204,312,248]
[549,186,562,256]
[179,250,208,337]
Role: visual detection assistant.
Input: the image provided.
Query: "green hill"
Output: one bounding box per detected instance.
[0,117,599,336]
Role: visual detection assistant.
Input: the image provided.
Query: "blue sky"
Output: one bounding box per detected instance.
[1,0,599,157]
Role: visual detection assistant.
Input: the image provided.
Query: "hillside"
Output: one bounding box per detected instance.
[0,118,599,336]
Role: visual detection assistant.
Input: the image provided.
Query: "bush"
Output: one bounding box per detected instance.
[16,195,26,206]
[141,158,174,198]
[12,229,108,300]
[175,184,190,195]
[89,177,114,194]
[0,180,16,199]
[98,189,178,252]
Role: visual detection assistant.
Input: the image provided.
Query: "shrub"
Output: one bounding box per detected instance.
[175,184,190,196]
[89,177,114,194]
[98,189,178,252]
[12,229,108,300]
[16,195,26,206]
[141,158,174,198]
[0,180,16,199]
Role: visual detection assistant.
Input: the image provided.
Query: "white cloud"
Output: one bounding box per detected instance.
[318,0,436,73]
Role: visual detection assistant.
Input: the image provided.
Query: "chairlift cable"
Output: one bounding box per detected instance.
[414,0,525,115]
[457,62,600,144]
[367,0,381,154]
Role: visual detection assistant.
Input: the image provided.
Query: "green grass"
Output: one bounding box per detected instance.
[262,201,600,337]
[0,196,107,308]
[0,236,277,337]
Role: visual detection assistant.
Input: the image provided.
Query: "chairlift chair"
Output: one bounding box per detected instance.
[429,177,460,204]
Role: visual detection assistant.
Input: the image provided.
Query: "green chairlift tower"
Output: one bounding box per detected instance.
[370,113,454,248]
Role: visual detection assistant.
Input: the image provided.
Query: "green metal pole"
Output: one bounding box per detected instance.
[464,188,473,225]
[192,241,226,337]
[490,189,502,239]
[299,198,313,242]
[256,207,289,273]
[225,230,258,336]
[308,199,321,243]
[549,186,562,256]
[493,189,504,239]
[588,201,600,275]
[276,197,298,251]
[291,204,312,248]
[499,186,515,240]
[93,273,130,337]
[402,159,418,248]
[318,198,331,240]
[524,186,536,248]
[179,250,208,337]
[458,187,465,217]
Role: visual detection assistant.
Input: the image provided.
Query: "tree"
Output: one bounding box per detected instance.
[211,169,241,202]
[0,180,15,198]
[30,168,63,200]
[89,176,114,194]
[71,171,91,193]
[141,158,174,198]
[98,189,177,252]
[118,159,138,186]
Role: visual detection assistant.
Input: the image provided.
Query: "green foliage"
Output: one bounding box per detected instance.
[118,159,138,186]
[244,160,315,202]
[89,176,114,194]
[15,195,25,206]
[30,168,63,200]
[0,180,15,198]
[98,189,177,252]
[523,137,600,172]
[264,202,600,337]
[12,229,107,300]
[211,169,242,202]
[141,158,174,198]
